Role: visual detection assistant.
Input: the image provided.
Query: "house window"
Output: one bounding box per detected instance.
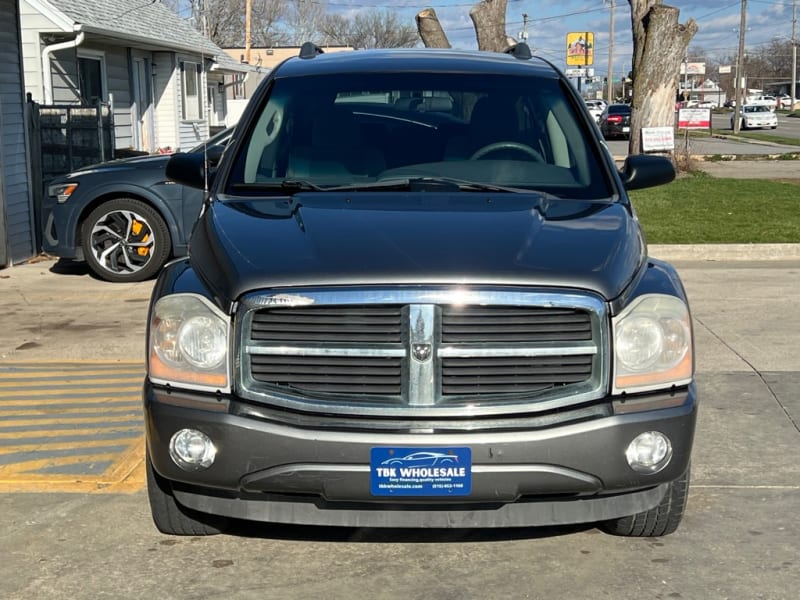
[233,73,246,99]
[78,55,105,105]
[181,61,203,120]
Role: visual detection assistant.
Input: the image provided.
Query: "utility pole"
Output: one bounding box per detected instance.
[733,0,747,133]
[519,13,529,43]
[792,0,797,109]
[245,0,252,64]
[607,0,615,104]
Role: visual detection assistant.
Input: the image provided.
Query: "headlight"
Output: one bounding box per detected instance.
[47,182,79,203]
[148,294,230,392]
[612,294,693,394]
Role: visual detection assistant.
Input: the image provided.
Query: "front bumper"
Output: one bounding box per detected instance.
[41,199,83,260]
[145,381,697,528]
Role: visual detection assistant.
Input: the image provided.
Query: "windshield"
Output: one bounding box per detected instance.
[189,127,233,154]
[225,72,612,199]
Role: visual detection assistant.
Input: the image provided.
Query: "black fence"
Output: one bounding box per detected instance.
[26,98,115,187]
[25,98,115,251]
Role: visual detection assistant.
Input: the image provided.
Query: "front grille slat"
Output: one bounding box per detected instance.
[251,306,403,343]
[240,292,605,416]
[441,306,592,343]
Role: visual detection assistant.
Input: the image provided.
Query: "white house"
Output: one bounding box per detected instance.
[19,0,248,153]
[0,0,35,267]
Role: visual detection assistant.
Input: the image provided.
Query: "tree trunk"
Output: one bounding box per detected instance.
[418,2,509,52]
[469,0,508,52]
[416,8,451,48]
[628,1,697,155]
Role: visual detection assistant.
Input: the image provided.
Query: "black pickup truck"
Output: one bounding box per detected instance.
[145,43,696,537]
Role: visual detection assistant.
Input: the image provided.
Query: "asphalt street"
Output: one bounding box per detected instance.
[1,254,798,600]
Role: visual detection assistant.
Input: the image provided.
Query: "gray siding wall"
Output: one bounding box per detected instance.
[50,45,133,150]
[176,54,209,151]
[0,0,35,266]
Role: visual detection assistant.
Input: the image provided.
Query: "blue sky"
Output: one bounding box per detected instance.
[330,0,797,73]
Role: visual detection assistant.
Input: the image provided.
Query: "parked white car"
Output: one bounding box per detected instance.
[779,95,799,109]
[744,95,777,111]
[696,101,717,109]
[584,99,605,123]
[731,105,778,130]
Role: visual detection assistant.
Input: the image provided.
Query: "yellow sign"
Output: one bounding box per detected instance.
[566,32,594,66]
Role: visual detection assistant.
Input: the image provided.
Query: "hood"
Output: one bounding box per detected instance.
[189,192,645,308]
[59,154,171,180]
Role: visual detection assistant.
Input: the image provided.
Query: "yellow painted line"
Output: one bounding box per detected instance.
[0,438,140,455]
[1,405,139,417]
[0,387,142,398]
[0,414,141,428]
[0,396,139,407]
[0,426,141,440]
[0,452,124,475]
[0,438,145,494]
[0,362,148,493]
[0,360,144,366]
[0,379,142,389]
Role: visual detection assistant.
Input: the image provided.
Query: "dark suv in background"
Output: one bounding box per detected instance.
[145,43,695,538]
[600,103,632,139]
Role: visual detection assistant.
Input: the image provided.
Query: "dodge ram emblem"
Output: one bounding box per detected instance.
[412,343,432,362]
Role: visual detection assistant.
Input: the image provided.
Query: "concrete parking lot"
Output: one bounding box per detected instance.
[1,255,798,600]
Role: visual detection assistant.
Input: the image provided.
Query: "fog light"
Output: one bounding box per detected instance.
[169,429,216,470]
[625,431,672,473]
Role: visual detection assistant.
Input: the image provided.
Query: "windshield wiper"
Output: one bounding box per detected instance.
[326,177,546,194]
[231,179,323,193]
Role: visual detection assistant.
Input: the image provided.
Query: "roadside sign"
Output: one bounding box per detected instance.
[678,108,711,129]
[642,126,675,152]
[565,68,594,78]
[566,32,594,66]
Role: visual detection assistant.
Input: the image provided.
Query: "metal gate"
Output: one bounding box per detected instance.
[27,99,115,187]
[25,99,115,251]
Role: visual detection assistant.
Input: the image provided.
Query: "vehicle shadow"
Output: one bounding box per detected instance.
[226,520,596,543]
[49,258,92,277]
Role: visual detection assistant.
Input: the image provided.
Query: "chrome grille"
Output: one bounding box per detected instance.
[238,288,608,417]
[441,306,592,343]
[251,306,403,343]
[440,354,594,396]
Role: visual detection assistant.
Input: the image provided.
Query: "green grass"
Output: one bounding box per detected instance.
[629,172,800,243]
[712,129,800,146]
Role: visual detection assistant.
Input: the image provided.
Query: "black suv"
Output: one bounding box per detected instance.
[145,43,695,537]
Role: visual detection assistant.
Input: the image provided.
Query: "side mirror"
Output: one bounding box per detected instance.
[165,147,224,190]
[620,155,675,191]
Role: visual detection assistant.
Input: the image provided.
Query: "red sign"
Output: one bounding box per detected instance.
[677,108,711,129]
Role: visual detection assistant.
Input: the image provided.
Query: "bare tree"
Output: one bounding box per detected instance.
[320,10,419,48]
[417,0,511,52]
[164,0,288,47]
[628,1,697,154]
[417,1,697,158]
[280,0,327,46]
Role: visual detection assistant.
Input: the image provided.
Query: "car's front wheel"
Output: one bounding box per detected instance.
[146,454,229,536]
[81,198,171,282]
[599,466,690,537]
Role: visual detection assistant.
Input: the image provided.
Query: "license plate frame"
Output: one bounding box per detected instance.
[370,447,472,497]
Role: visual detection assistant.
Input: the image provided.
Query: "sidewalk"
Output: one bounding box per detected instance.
[694,158,800,179]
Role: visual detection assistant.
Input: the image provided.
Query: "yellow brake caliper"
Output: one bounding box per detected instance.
[131,220,151,256]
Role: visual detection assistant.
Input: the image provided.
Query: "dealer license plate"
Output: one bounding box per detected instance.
[370,447,472,496]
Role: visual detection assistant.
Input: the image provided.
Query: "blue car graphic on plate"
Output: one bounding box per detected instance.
[380,451,458,468]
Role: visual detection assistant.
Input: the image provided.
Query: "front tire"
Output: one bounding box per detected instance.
[599,466,690,537]
[146,455,229,536]
[81,198,171,282]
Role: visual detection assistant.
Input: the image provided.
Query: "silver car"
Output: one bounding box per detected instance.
[732,105,778,130]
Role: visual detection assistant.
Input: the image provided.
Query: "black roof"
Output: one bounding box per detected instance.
[273,47,560,80]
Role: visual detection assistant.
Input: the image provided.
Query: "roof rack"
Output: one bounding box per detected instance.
[504,42,532,60]
[299,42,324,59]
